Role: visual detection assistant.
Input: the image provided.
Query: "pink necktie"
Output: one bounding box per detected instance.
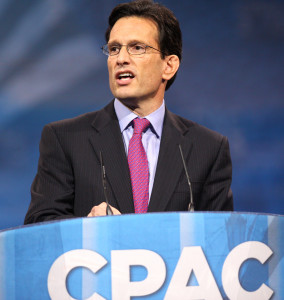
[128,118,150,213]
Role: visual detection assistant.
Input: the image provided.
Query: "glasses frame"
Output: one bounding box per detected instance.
[101,42,164,56]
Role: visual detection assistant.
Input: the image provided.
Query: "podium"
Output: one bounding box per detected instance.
[0,212,283,299]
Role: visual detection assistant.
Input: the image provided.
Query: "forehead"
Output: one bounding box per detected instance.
[109,16,159,44]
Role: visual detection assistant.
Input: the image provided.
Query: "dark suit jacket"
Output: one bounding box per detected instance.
[24,100,233,224]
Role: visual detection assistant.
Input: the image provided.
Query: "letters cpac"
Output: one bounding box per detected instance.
[48,241,273,300]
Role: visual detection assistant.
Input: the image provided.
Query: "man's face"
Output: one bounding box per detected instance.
[107,16,167,106]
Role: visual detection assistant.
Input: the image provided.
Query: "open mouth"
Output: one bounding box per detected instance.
[117,72,135,81]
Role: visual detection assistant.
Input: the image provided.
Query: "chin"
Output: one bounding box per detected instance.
[114,92,137,102]
[113,84,138,98]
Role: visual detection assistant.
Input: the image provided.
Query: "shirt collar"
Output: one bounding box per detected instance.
[114,98,165,138]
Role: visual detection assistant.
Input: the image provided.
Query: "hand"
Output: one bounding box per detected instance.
[87,202,121,217]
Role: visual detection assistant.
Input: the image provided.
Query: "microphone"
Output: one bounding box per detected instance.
[178,144,194,212]
[100,151,114,215]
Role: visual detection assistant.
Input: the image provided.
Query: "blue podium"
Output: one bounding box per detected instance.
[0,212,283,299]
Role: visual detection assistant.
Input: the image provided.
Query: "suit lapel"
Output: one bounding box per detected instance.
[89,101,134,213]
[148,109,193,212]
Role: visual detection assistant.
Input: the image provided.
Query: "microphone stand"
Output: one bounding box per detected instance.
[179,144,194,212]
[100,151,114,215]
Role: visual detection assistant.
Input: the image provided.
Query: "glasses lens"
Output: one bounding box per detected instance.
[128,43,146,55]
[108,44,121,56]
[102,44,109,55]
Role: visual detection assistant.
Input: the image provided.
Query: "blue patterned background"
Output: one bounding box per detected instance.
[0,0,283,230]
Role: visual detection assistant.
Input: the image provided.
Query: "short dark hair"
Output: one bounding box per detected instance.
[105,0,182,90]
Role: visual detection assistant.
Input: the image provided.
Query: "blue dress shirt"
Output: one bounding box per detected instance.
[114,98,165,201]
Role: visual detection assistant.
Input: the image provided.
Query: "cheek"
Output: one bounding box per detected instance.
[143,64,164,85]
[107,57,114,73]
[107,61,115,86]
[107,61,112,76]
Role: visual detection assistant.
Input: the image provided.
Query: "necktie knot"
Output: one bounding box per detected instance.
[133,118,150,135]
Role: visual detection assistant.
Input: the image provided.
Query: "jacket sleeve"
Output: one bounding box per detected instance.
[197,136,233,211]
[24,124,76,224]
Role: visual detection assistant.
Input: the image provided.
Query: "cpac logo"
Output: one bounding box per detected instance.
[48,241,273,300]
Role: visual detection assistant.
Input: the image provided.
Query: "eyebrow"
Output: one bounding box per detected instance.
[108,39,145,45]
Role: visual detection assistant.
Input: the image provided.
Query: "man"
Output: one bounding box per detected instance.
[24,0,233,224]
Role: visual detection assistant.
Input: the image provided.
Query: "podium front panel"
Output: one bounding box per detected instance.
[0,212,283,299]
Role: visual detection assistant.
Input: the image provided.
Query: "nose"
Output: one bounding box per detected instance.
[116,45,130,65]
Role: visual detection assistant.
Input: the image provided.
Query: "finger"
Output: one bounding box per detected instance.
[87,202,107,217]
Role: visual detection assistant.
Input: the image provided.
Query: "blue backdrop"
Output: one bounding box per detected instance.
[0,0,283,230]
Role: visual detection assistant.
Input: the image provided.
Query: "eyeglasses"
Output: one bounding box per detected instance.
[101,42,163,56]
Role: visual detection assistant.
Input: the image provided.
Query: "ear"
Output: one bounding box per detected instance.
[162,55,180,81]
